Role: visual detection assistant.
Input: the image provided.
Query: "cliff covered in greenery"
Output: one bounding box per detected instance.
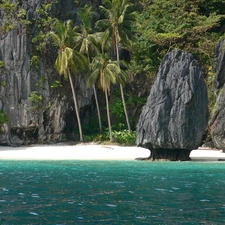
[0,0,225,146]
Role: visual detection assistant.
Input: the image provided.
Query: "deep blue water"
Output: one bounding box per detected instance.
[0,161,225,224]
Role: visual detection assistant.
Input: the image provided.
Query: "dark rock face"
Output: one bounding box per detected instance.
[136,50,208,160]
[210,88,225,149]
[0,0,95,146]
[210,39,225,149]
[213,39,225,91]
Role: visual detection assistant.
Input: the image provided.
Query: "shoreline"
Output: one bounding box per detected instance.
[0,144,224,161]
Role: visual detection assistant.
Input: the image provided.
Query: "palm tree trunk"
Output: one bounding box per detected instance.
[93,84,102,133]
[88,54,102,133]
[105,90,113,142]
[68,71,83,142]
[115,37,131,133]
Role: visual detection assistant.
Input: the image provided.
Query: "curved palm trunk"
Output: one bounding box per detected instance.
[115,37,131,133]
[68,70,83,142]
[88,54,102,133]
[93,84,102,133]
[105,90,113,142]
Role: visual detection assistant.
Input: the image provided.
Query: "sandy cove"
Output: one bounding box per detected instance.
[0,144,224,161]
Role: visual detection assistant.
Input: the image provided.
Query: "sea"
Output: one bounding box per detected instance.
[0,160,225,224]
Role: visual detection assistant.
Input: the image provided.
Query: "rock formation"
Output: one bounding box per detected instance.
[210,39,225,150]
[0,0,97,146]
[136,50,208,160]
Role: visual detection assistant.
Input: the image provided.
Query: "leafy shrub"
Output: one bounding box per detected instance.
[0,111,8,125]
[0,81,6,87]
[30,56,40,71]
[28,91,43,112]
[112,130,136,145]
[0,61,4,68]
[84,130,136,145]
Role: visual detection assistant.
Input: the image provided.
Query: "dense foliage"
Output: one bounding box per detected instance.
[1,0,225,144]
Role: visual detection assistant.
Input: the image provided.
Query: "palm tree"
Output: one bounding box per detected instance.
[96,0,136,133]
[74,5,102,133]
[48,19,86,142]
[87,53,124,142]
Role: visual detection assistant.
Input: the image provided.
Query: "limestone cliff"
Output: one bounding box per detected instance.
[136,50,208,160]
[210,39,225,150]
[0,0,98,145]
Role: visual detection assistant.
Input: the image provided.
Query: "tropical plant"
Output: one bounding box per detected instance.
[74,5,102,133]
[0,60,4,68]
[135,0,224,62]
[96,0,137,133]
[32,1,58,57]
[28,91,43,113]
[0,0,30,38]
[48,19,87,142]
[0,111,8,126]
[88,53,124,142]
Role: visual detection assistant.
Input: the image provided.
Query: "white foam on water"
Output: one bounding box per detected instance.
[29,212,39,216]
[155,188,173,193]
[106,204,117,207]
[172,187,180,190]
[136,216,146,220]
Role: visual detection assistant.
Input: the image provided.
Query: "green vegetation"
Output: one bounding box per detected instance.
[0,81,6,87]
[0,0,30,34]
[74,5,102,133]
[96,0,136,133]
[1,0,225,144]
[28,91,43,112]
[0,61,4,68]
[132,0,225,77]
[48,19,87,142]
[88,53,123,142]
[84,130,136,145]
[30,56,40,71]
[0,111,8,125]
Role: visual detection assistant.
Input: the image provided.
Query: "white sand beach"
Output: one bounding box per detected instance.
[0,144,224,161]
[0,144,150,160]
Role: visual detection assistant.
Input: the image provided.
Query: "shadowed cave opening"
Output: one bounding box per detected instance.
[63,103,97,140]
[64,109,78,141]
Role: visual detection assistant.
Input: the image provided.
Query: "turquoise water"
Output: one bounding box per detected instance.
[0,161,225,224]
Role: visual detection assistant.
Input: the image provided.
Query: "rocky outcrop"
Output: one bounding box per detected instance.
[136,50,208,160]
[213,39,225,91]
[210,39,225,150]
[0,0,95,146]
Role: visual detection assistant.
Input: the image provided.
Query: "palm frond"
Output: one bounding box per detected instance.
[101,28,111,51]
[47,32,61,47]
[87,69,99,87]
